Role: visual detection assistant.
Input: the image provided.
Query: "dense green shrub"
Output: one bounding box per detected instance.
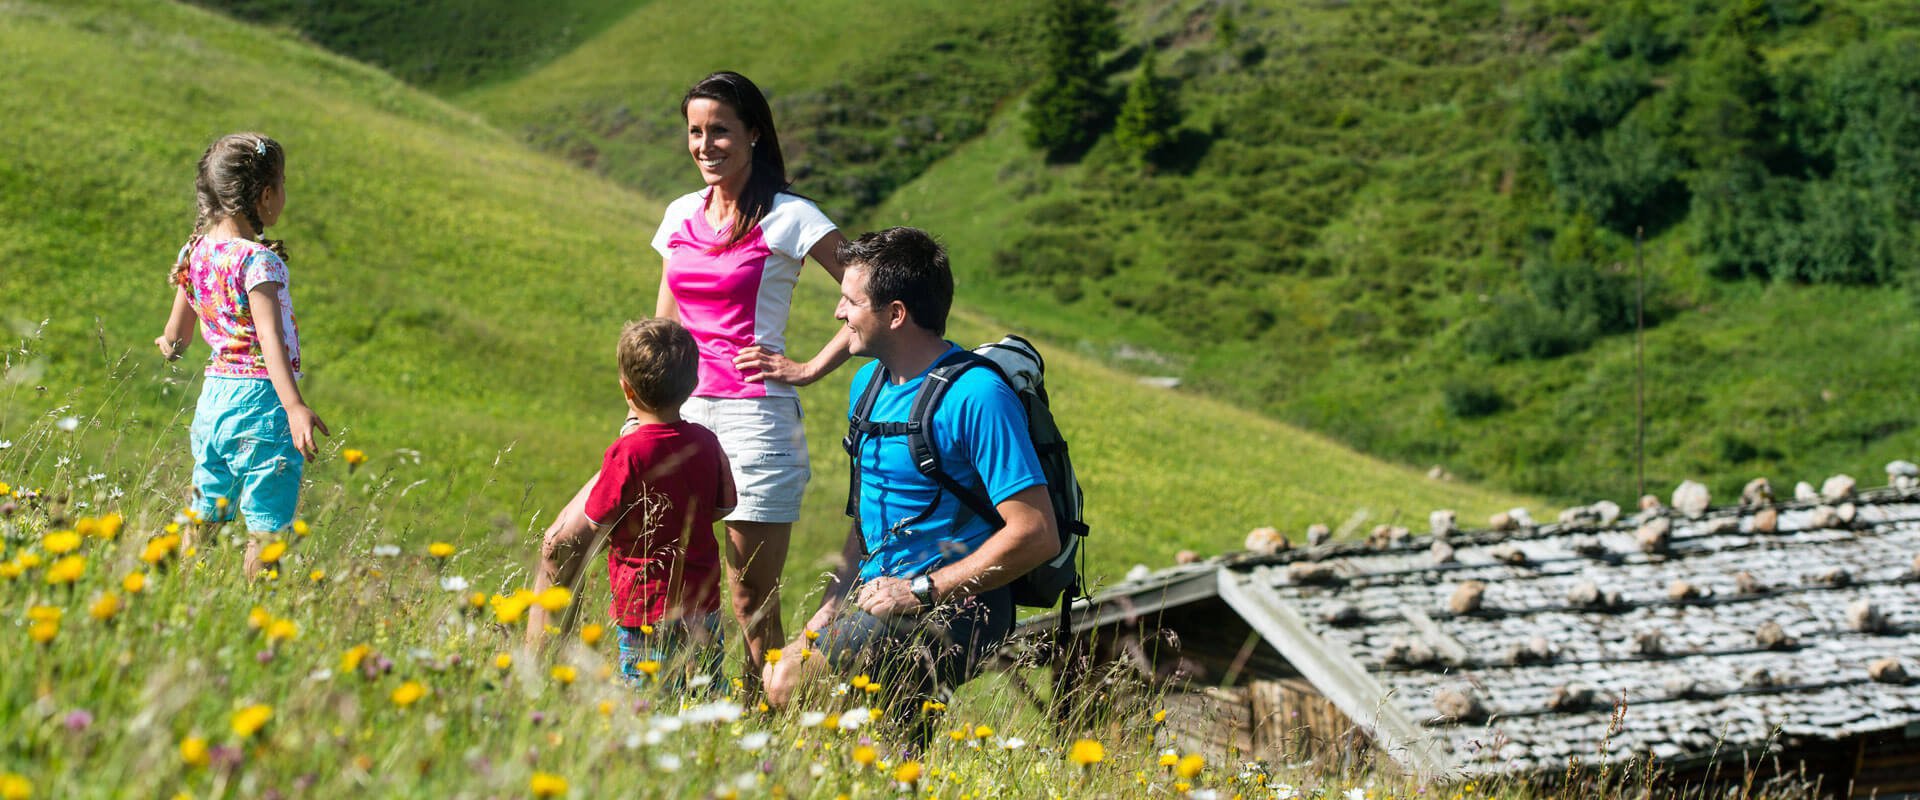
[1113,49,1178,169]
[1443,381,1508,419]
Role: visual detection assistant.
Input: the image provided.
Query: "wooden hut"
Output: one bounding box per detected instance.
[1016,480,1920,794]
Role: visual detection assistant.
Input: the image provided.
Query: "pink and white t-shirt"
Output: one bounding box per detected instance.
[178,237,302,380]
[652,189,837,399]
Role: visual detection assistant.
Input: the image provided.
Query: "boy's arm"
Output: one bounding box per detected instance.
[248,285,329,460]
[156,287,196,359]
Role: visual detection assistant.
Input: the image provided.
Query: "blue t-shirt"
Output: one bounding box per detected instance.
[849,345,1047,581]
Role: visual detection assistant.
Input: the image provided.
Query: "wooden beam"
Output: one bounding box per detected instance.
[1215,567,1454,778]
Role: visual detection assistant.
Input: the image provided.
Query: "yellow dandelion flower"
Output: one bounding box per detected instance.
[258,540,287,565]
[0,773,29,800]
[0,481,10,496]
[97,513,124,538]
[292,519,310,537]
[16,552,41,569]
[864,681,881,694]
[1175,782,1191,793]
[765,647,782,664]
[0,560,22,580]
[164,521,181,535]
[535,586,571,612]
[639,624,654,635]
[949,728,966,742]
[896,761,925,785]
[123,572,147,593]
[852,745,878,768]
[75,517,99,537]
[635,661,659,677]
[580,624,604,646]
[973,724,993,739]
[467,592,486,609]
[550,665,577,686]
[179,735,209,768]
[850,674,870,690]
[89,592,123,621]
[823,714,842,730]
[597,700,614,717]
[1159,752,1179,768]
[529,772,568,798]
[494,652,513,670]
[309,569,326,583]
[230,704,272,738]
[43,531,80,555]
[391,681,427,708]
[265,619,298,643]
[342,644,371,672]
[805,629,820,641]
[342,449,367,467]
[1153,708,1169,723]
[1176,753,1204,779]
[247,606,271,630]
[215,497,229,510]
[1068,739,1105,767]
[139,539,173,565]
[491,591,534,624]
[27,606,63,623]
[427,542,455,559]
[28,620,57,644]
[44,555,84,585]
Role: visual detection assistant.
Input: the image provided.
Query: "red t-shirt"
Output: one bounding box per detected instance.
[582,421,735,626]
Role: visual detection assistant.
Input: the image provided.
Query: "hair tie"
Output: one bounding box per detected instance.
[255,140,267,156]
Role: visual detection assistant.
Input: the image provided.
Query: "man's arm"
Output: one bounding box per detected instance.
[854,485,1058,617]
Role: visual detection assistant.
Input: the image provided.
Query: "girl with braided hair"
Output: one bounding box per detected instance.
[154,132,328,578]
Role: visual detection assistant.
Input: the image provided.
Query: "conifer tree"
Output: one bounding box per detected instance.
[1113,49,1177,168]
[1025,0,1119,160]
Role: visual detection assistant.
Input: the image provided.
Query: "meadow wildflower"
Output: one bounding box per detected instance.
[894,760,924,785]
[391,681,427,708]
[427,541,455,559]
[258,540,287,564]
[765,647,782,664]
[529,772,568,797]
[309,569,325,583]
[89,592,122,621]
[28,606,63,624]
[342,644,371,672]
[265,619,298,644]
[180,736,209,768]
[974,724,994,739]
[0,773,29,800]
[43,530,81,555]
[230,704,272,738]
[44,555,85,585]
[139,535,178,565]
[491,591,534,623]
[247,606,271,631]
[1069,739,1105,767]
[343,449,367,470]
[1177,754,1205,780]
[123,572,146,593]
[535,586,571,612]
[852,745,878,768]
[551,665,577,686]
[29,619,59,644]
[634,661,660,678]
[17,552,42,569]
[580,624,604,646]
[292,519,310,536]
[494,652,513,670]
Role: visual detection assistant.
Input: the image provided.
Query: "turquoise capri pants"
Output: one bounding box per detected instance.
[190,375,303,533]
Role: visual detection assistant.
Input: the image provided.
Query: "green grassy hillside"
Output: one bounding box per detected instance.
[0,0,1529,609]
[448,0,1920,506]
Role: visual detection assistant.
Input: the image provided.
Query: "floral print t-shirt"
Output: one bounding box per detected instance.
[178,237,302,380]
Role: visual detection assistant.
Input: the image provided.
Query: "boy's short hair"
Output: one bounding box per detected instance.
[618,318,698,412]
[836,227,952,335]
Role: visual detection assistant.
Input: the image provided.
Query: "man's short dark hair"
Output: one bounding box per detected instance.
[837,227,952,336]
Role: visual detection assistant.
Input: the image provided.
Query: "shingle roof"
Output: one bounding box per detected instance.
[1049,485,1920,777]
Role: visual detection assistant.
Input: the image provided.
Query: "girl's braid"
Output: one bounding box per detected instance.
[174,133,289,288]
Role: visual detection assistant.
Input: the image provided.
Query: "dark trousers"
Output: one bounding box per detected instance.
[817,584,1014,744]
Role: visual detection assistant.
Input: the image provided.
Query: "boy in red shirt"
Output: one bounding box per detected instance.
[530,318,735,688]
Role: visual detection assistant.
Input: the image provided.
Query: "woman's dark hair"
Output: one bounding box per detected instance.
[682,71,791,250]
[173,132,288,286]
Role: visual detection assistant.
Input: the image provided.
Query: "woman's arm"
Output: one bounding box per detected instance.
[654,260,679,321]
[248,285,330,460]
[155,287,196,360]
[735,230,855,386]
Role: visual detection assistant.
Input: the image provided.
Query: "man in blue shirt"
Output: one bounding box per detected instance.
[763,227,1058,721]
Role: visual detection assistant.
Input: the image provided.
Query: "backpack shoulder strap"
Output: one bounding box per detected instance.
[843,363,892,519]
[908,351,1007,530]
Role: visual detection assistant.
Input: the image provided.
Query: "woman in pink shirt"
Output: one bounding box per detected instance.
[535,72,852,679]
[654,70,854,681]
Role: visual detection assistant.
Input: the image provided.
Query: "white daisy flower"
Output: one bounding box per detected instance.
[798,711,827,728]
[738,731,770,752]
[440,576,470,592]
[655,753,682,772]
[55,416,80,432]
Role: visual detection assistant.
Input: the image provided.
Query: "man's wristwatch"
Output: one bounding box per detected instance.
[909,574,936,613]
